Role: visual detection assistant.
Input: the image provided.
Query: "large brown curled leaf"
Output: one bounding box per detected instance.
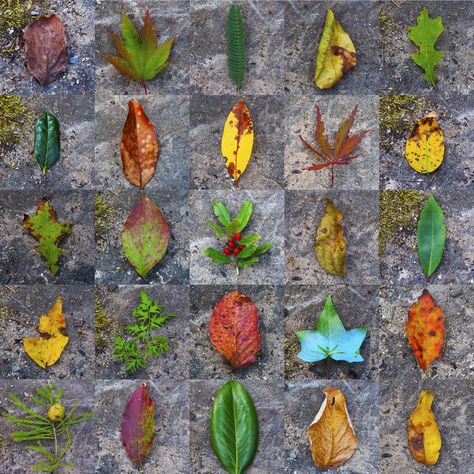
[308,388,358,468]
[209,291,260,370]
[24,15,68,86]
[120,99,159,189]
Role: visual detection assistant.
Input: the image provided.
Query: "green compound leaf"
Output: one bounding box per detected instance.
[227,4,247,91]
[122,194,170,279]
[210,380,258,474]
[34,111,60,176]
[23,200,73,276]
[408,7,444,87]
[417,195,446,277]
[296,295,367,363]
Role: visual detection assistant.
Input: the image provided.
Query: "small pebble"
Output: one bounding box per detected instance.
[69,55,79,64]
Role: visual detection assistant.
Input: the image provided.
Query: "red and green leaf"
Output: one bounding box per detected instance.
[120,384,155,468]
[122,195,170,279]
[209,291,260,370]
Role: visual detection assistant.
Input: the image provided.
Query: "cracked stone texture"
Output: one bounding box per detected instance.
[0,95,94,190]
[380,1,474,97]
[94,189,189,285]
[190,95,285,189]
[0,190,95,285]
[0,285,94,379]
[380,378,474,474]
[190,0,284,95]
[0,0,95,95]
[190,379,285,473]
[285,285,379,381]
[95,379,190,474]
[285,380,380,474]
[285,190,380,285]
[95,1,190,96]
[379,284,473,380]
[380,93,474,190]
[0,379,96,473]
[284,1,381,96]
[95,285,190,380]
[189,190,285,285]
[380,190,474,285]
[93,94,190,191]
[284,95,379,190]
[189,285,284,380]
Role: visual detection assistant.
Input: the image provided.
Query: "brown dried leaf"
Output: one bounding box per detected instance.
[24,15,68,86]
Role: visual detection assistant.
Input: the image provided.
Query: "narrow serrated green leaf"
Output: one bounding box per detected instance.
[235,199,252,231]
[212,201,232,226]
[203,248,232,264]
[34,111,60,176]
[227,4,247,90]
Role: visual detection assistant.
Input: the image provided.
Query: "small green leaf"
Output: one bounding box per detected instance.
[212,201,231,226]
[210,380,258,474]
[34,111,60,176]
[417,195,446,277]
[252,242,272,256]
[227,4,247,91]
[237,234,261,245]
[204,221,226,237]
[236,199,253,231]
[237,257,259,269]
[224,219,241,235]
[203,248,232,264]
[236,245,257,259]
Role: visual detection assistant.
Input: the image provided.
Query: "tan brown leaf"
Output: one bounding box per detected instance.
[120,99,159,189]
[24,15,68,86]
[308,387,358,468]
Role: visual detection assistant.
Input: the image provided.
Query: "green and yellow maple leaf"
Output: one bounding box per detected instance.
[101,8,175,94]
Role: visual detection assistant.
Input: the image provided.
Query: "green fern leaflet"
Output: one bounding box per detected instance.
[227,4,247,90]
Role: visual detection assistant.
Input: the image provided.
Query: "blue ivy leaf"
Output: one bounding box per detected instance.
[296,295,367,363]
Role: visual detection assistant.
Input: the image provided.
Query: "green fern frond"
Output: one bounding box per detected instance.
[227,4,247,91]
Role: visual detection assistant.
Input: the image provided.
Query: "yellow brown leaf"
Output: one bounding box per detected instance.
[221,100,254,187]
[405,112,444,173]
[23,296,69,368]
[315,199,346,276]
[408,390,442,465]
[308,387,358,468]
[120,99,159,189]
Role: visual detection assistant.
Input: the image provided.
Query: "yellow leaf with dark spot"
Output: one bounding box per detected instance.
[315,199,346,276]
[221,100,253,187]
[314,9,356,90]
[405,112,444,174]
[408,390,442,465]
[23,297,69,368]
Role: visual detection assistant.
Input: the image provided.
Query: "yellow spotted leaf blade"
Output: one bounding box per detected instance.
[221,100,254,186]
[405,112,444,173]
[23,297,70,368]
[408,390,442,465]
[308,388,358,468]
[314,9,356,90]
[315,199,346,276]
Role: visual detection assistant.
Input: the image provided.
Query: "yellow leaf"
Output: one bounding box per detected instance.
[23,296,69,369]
[221,100,254,186]
[408,390,442,465]
[315,199,346,276]
[405,112,444,173]
[308,387,358,468]
[314,9,356,89]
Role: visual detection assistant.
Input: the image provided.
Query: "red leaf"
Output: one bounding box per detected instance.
[209,291,260,370]
[406,290,445,371]
[24,15,68,86]
[314,106,331,157]
[121,384,155,468]
[333,105,358,156]
[139,9,157,47]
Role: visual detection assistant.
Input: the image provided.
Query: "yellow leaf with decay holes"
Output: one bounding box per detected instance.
[405,112,444,173]
[23,296,69,368]
[221,100,254,187]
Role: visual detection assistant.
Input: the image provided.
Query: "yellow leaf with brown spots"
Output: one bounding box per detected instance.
[221,100,254,187]
[308,388,358,468]
[315,199,346,276]
[23,297,69,369]
[120,99,159,189]
[405,112,444,174]
[408,390,442,465]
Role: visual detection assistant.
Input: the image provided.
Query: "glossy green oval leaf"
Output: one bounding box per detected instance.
[34,111,60,176]
[210,380,258,474]
[417,195,446,277]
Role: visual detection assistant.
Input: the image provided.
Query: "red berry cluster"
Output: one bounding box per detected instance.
[223,233,244,256]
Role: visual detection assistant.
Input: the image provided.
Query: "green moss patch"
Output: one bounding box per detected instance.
[0,95,33,151]
[94,291,117,353]
[94,193,115,243]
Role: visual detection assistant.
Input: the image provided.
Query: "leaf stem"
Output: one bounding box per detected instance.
[141,81,148,95]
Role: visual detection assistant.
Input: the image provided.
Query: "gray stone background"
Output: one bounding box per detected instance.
[0,0,473,473]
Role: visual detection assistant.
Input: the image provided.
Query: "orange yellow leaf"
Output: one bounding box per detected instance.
[23,296,69,368]
[308,387,358,468]
[406,290,444,371]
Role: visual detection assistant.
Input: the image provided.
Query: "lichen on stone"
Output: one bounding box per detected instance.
[94,193,115,248]
[378,8,396,47]
[284,339,300,373]
[379,190,425,255]
[94,291,116,353]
